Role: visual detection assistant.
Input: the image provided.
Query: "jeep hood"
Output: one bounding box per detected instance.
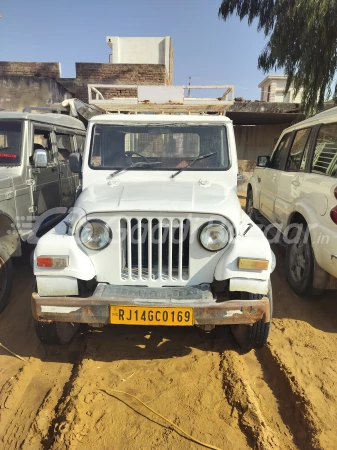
[76,180,241,220]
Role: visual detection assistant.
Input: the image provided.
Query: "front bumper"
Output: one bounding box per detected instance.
[32,284,270,326]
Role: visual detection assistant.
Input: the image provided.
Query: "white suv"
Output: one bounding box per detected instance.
[32,114,275,350]
[247,107,337,296]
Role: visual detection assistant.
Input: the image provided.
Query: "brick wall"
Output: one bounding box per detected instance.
[76,63,167,84]
[0,62,60,78]
[60,63,168,102]
[93,87,138,99]
[0,61,169,105]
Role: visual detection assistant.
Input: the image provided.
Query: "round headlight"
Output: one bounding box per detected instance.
[80,220,111,250]
[199,221,231,252]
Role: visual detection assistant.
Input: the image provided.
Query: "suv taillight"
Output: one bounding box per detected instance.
[331,206,337,224]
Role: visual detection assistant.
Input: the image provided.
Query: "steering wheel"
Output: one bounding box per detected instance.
[125,151,149,165]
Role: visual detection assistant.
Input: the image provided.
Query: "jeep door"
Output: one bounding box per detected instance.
[274,128,313,231]
[259,132,293,223]
[32,125,61,216]
[302,122,337,276]
[55,130,77,207]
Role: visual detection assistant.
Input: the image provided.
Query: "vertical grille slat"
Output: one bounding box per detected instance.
[137,218,142,280]
[127,219,132,280]
[168,220,173,280]
[121,215,190,283]
[158,219,163,280]
[178,220,184,280]
[148,219,153,281]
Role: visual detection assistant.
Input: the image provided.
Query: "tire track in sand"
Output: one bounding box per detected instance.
[220,340,322,450]
[0,337,86,450]
[35,326,251,450]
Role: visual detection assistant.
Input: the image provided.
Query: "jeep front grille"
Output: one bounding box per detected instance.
[120,217,190,282]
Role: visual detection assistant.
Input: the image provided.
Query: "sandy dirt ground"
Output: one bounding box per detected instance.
[1,246,337,450]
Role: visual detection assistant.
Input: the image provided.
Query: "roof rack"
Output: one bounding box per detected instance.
[87,84,235,114]
[23,106,68,114]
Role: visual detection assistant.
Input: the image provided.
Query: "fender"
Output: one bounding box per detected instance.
[214,211,273,286]
[286,199,320,230]
[286,199,322,249]
[34,219,96,281]
[0,213,21,259]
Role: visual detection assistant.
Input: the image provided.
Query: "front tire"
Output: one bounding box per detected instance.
[34,320,80,344]
[0,244,13,314]
[230,284,272,350]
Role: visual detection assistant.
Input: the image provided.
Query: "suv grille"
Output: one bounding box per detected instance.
[120,217,190,282]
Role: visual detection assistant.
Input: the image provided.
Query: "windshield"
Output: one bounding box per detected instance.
[89,124,229,171]
[0,121,22,166]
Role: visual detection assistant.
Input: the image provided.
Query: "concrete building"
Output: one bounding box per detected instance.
[259,75,303,104]
[106,36,173,84]
[0,62,71,111]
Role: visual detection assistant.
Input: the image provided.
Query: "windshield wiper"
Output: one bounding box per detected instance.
[0,146,12,150]
[170,152,217,179]
[110,161,162,179]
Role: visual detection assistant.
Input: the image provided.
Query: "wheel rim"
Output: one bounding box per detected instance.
[289,229,309,283]
[0,256,8,301]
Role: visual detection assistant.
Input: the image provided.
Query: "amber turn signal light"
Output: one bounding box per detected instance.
[37,256,69,268]
[238,258,269,271]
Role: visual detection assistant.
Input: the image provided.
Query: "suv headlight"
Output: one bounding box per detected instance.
[80,220,112,250]
[199,221,233,252]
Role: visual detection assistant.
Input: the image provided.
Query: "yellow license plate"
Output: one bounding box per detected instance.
[110,306,194,326]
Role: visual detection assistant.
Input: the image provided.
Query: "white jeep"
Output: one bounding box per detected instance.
[247,107,337,296]
[32,114,275,350]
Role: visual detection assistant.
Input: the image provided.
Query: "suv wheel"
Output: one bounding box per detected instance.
[285,222,321,296]
[230,284,272,350]
[246,190,256,222]
[34,320,80,344]
[0,244,13,314]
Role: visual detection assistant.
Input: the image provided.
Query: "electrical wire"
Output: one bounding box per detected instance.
[99,389,223,450]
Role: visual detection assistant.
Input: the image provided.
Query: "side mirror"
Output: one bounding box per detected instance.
[69,152,82,173]
[34,149,48,168]
[257,155,270,168]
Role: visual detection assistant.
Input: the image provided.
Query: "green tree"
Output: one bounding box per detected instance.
[219,0,337,115]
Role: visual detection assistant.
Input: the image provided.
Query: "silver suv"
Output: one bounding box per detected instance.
[0,109,86,311]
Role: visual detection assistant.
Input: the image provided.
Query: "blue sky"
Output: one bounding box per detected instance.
[0,0,273,99]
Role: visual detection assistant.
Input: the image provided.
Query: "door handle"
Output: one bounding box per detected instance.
[292,180,300,187]
[272,174,277,182]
